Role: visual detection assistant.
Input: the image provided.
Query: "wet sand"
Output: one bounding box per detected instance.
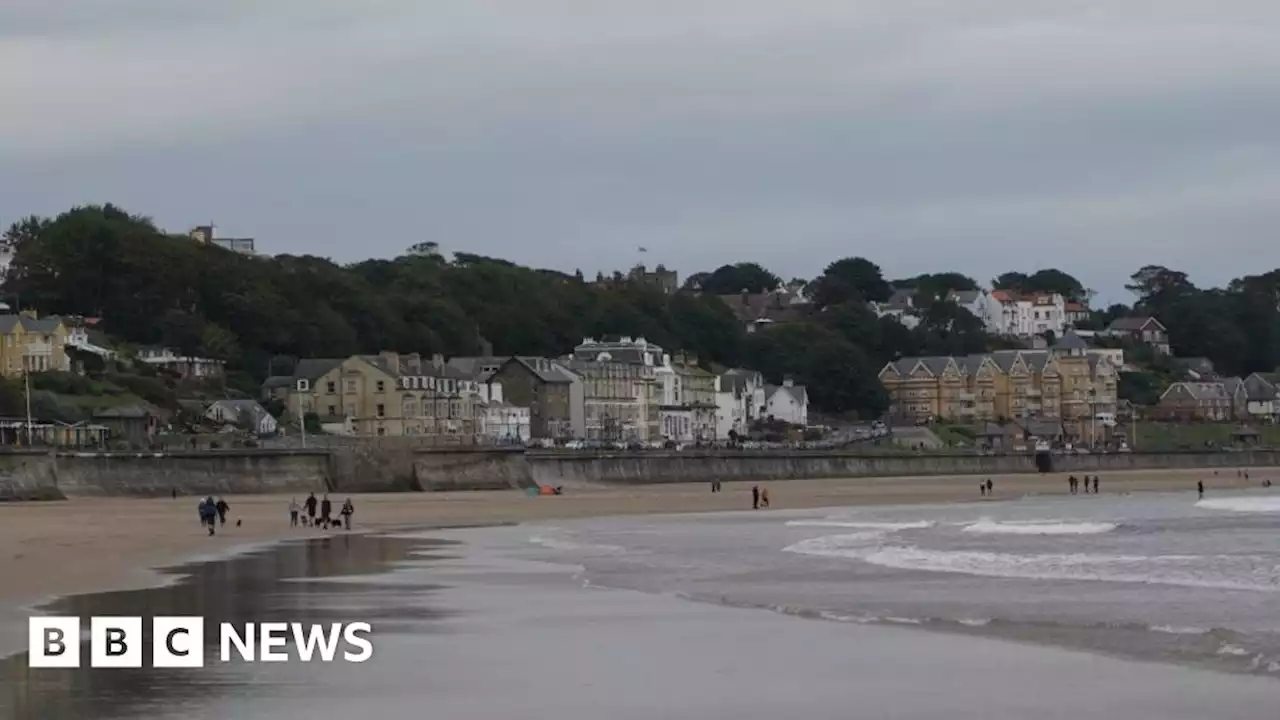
[0,467,1263,615]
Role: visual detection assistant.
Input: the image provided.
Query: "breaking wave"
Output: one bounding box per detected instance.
[1197,497,1280,514]
[783,534,1280,592]
[785,520,934,531]
[963,519,1118,536]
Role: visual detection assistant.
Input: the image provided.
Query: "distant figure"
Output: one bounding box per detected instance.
[1245,470,1250,481]
[340,498,354,530]
[305,492,318,526]
[198,497,217,536]
[1264,479,1272,488]
[1068,475,1077,494]
[320,494,333,528]
[980,482,986,497]
[215,497,230,526]
[1092,476,1099,494]
[985,479,993,495]
[289,498,300,527]
[752,485,760,510]
[1198,481,1205,499]
[171,487,178,500]
[761,488,770,508]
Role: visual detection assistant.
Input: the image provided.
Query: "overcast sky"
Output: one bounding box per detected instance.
[3,1,1279,303]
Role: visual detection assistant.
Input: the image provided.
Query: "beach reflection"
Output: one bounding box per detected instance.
[0,533,451,720]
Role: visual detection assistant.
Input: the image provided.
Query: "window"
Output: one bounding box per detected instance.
[376,427,386,436]
[376,404,385,417]
[376,380,385,393]
[297,379,310,392]
[346,380,357,392]
[327,405,336,416]
[327,381,336,393]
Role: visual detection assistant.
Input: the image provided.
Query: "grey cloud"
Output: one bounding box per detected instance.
[2,1,1280,303]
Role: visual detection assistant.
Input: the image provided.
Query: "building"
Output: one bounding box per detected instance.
[1064,300,1091,326]
[994,291,1068,338]
[64,316,116,360]
[568,337,667,441]
[1239,373,1278,422]
[205,399,279,435]
[627,264,679,294]
[190,225,257,255]
[274,352,486,437]
[656,354,718,442]
[872,288,922,330]
[0,312,71,376]
[1107,316,1170,354]
[93,404,164,445]
[879,331,1118,444]
[947,289,1005,334]
[136,347,225,379]
[488,357,581,440]
[720,288,813,333]
[764,378,809,426]
[715,368,766,440]
[1155,382,1234,422]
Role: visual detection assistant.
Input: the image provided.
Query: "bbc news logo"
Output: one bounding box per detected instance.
[29,617,373,668]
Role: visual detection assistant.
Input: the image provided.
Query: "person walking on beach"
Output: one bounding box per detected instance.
[1198,480,1205,499]
[305,492,318,526]
[340,498,354,530]
[752,485,760,510]
[760,488,770,508]
[980,482,986,497]
[215,497,230,526]
[1092,476,1099,495]
[1068,475,1076,494]
[199,497,217,536]
[985,479,993,496]
[320,494,333,529]
[289,498,300,527]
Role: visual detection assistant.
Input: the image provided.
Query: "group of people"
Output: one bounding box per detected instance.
[1068,475,1100,494]
[289,492,354,530]
[196,496,231,535]
[978,479,994,496]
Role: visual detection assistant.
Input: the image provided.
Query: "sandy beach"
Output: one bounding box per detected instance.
[0,467,1264,612]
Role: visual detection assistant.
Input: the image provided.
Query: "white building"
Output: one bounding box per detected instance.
[656,355,717,443]
[872,288,922,329]
[205,399,279,435]
[137,347,225,378]
[65,318,117,360]
[994,291,1067,338]
[765,378,809,426]
[478,382,531,444]
[715,368,766,440]
[947,289,1005,334]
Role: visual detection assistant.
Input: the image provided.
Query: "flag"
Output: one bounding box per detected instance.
[637,246,648,253]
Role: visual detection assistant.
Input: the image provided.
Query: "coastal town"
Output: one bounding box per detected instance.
[0,216,1275,454]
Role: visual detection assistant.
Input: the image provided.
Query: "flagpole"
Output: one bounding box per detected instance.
[24,366,33,446]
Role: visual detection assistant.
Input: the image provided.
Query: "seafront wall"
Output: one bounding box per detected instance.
[0,447,1277,500]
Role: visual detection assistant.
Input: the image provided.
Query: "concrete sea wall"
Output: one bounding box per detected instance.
[0,447,1277,500]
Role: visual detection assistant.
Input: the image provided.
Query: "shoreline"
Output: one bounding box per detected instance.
[0,468,1268,657]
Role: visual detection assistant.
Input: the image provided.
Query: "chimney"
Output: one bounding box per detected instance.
[404,352,422,375]
[783,377,794,388]
[19,309,37,320]
[379,351,400,374]
[431,353,445,371]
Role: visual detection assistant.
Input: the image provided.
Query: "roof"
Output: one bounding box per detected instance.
[262,375,294,390]
[293,358,343,382]
[766,383,808,406]
[992,290,1013,303]
[1161,382,1231,402]
[1242,373,1277,402]
[946,289,981,305]
[208,399,274,428]
[446,356,508,381]
[0,314,66,334]
[498,356,577,384]
[1109,316,1165,333]
[1018,418,1064,438]
[1064,301,1087,312]
[1053,331,1089,351]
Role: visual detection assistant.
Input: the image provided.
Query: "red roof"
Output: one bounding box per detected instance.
[992,290,1013,303]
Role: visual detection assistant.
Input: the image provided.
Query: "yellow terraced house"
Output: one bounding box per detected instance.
[0,312,71,377]
[879,332,1116,443]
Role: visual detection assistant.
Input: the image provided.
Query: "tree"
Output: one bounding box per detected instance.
[810,257,892,308]
[993,269,1085,299]
[897,272,977,303]
[743,323,888,417]
[685,263,781,295]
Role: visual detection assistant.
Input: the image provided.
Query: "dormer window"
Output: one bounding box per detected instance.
[297,379,310,392]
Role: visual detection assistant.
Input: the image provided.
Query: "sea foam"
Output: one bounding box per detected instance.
[963,519,1118,536]
[1196,497,1280,513]
[786,520,934,531]
[783,536,1280,592]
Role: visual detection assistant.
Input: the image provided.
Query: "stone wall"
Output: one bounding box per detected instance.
[50,451,330,498]
[0,451,61,501]
[526,449,1280,486]
[2,447,1277,500]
